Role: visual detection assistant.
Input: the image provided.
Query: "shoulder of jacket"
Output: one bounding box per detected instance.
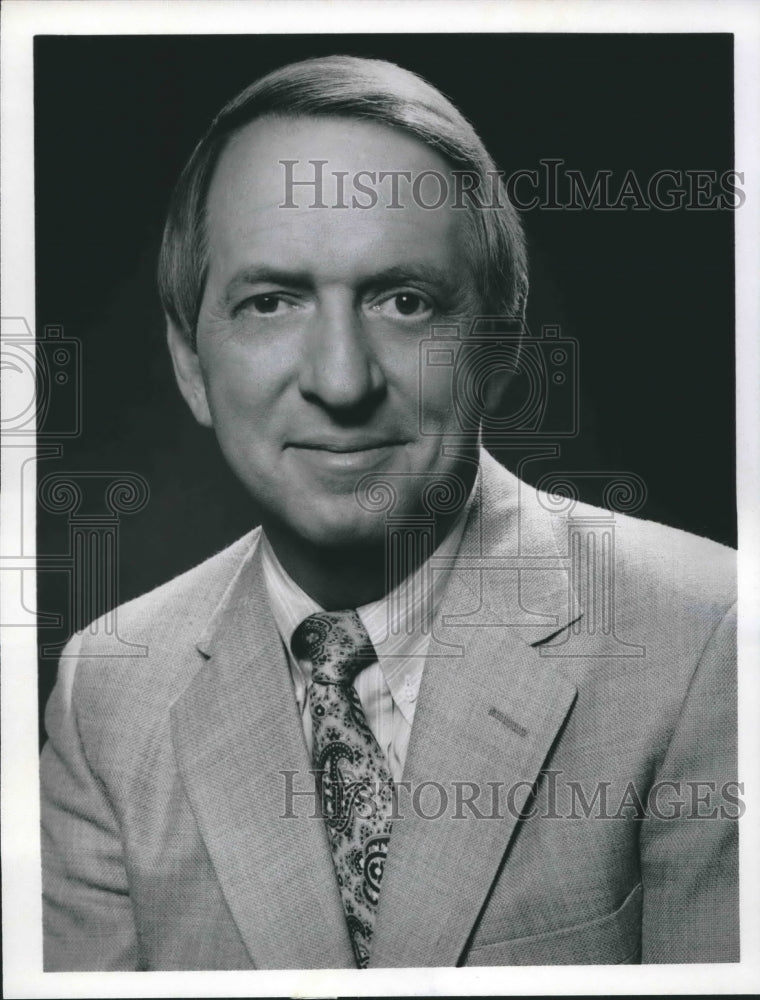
[95,527,259,636]
[544,494,736,609]
[65,528,262,713]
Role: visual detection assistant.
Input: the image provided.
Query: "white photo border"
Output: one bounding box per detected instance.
[2,1,759,996]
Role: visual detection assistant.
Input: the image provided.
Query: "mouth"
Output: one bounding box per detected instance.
[286,439,406,474]
[291,441,400,454]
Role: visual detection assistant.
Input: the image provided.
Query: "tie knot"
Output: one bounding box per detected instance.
[291,610,376,685]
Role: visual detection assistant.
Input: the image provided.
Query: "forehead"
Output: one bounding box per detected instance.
[204,115,472,284]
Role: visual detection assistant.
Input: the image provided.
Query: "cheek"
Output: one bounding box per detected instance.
[198,337,286,425]
[207,363,265,418]
[199,360,283,497]
[378,336,437,415]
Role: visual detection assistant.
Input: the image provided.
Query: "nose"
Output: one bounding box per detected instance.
[298,297,386,414]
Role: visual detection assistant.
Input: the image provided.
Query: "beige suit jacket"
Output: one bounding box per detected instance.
[40,451,738,969]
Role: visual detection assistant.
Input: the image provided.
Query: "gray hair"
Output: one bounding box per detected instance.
[158,55,528,347]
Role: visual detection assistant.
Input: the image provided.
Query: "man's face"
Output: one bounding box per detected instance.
[175,115,483,551]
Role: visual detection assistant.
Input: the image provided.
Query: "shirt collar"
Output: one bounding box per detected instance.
[260,488,473,723]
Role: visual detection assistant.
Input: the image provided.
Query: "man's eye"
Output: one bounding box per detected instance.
[247,294,284,314]
[235,293,296,317]
[374,292,432,319]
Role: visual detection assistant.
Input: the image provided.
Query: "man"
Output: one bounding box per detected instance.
[40,55,738,970]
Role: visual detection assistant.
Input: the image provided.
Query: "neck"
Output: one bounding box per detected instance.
[264,510,464,611]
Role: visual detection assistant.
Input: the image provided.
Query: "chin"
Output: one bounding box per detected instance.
[294,510,387,552]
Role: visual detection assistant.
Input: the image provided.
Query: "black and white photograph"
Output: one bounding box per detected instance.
[2,1,759,996]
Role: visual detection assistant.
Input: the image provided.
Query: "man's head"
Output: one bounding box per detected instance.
[159,56,527,347]
[161,56,528,564]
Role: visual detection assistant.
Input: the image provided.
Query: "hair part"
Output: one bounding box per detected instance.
[158,55,528,348]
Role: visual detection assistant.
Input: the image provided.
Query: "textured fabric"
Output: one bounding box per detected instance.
[39,450,738,970]
[260,491,472,782]
[291,611,394,968]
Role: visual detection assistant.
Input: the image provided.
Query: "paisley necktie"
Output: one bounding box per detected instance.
[291,610,394,969]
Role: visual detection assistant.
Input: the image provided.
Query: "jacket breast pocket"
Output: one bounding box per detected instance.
[463,883,642,966]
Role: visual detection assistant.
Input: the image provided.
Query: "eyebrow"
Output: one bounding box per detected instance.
[221,262,474,307]
[221,266,313,307]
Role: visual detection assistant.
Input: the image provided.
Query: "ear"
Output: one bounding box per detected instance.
[481,274,529,418]
[166,321,213,427]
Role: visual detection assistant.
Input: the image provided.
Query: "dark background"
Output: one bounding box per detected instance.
[35,34,735,743]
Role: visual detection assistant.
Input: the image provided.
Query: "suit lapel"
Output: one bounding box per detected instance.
[170,538,355,969]
[371,452,579,968]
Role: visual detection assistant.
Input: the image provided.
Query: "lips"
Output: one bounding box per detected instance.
[288,439,403,453]
[286,439,405,478]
